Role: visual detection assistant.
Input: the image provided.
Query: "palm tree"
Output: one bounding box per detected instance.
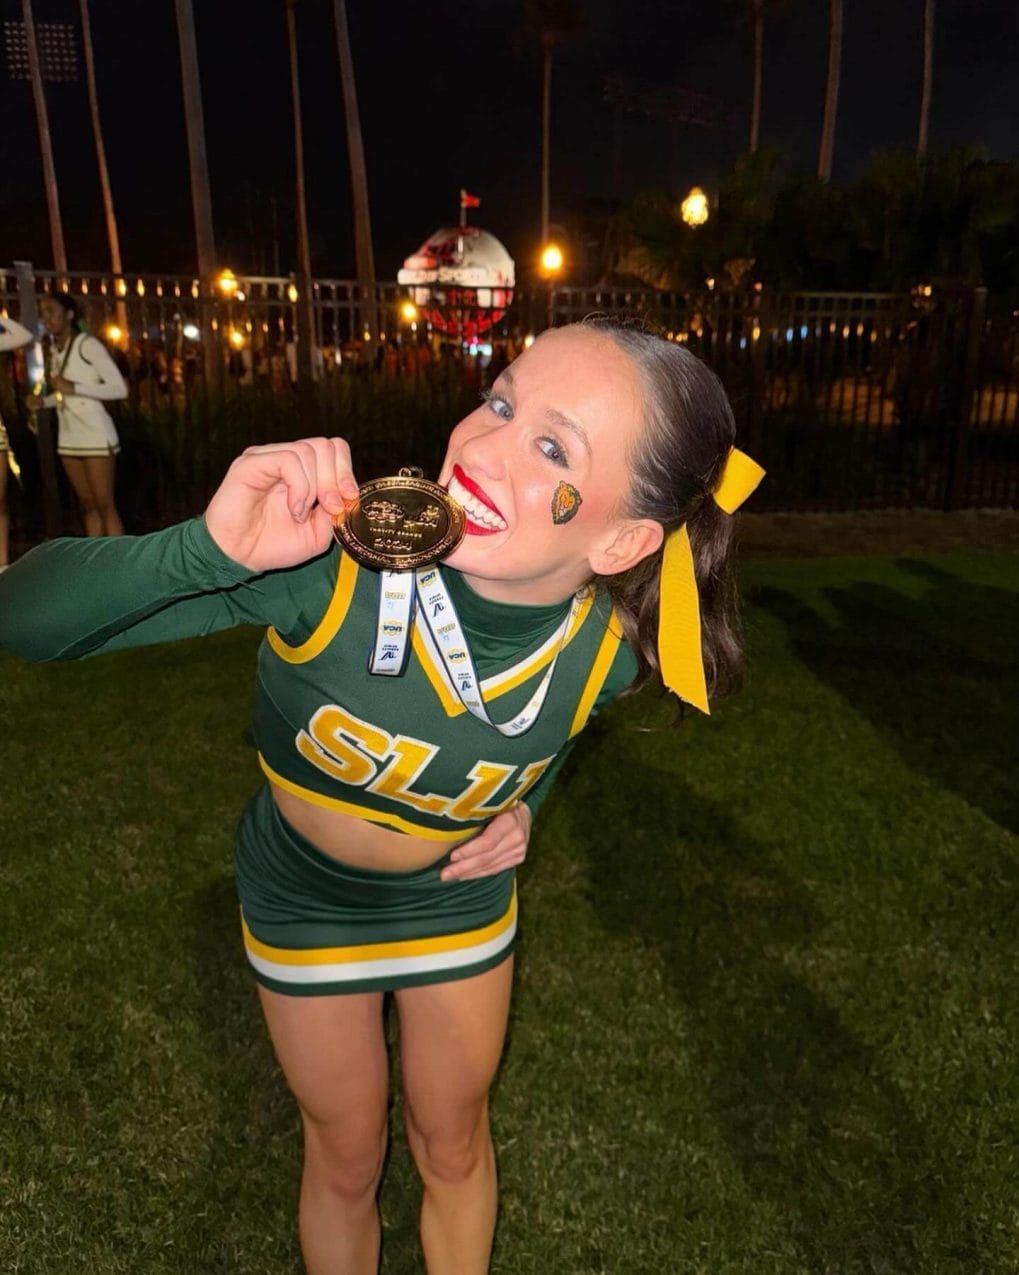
[525,0,581,247]
[21,0,67,273]
[917,0,935,158]
[285,0,314,392]
[332,0,378,341]
[817,0,843,181]
[79,0,124,326]
[746,0,782,153]
[174,0,216,279]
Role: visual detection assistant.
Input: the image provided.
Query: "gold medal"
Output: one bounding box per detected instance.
[333,468,466,570]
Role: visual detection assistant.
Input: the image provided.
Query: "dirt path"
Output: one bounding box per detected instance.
[739,508,1019,558]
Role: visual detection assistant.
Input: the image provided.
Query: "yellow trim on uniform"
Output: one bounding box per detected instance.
[415,588,596,719]
[568,611,623,738]
[242,886,517,967]
[259,755,470,842]
[413,626,463,716]
[267,550,359,664]
[481,590,594,696]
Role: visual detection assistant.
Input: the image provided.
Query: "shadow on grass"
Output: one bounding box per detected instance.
[569,750,990,1273]
[751,560,1018,834]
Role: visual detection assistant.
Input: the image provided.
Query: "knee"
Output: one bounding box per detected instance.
[404,1104,491,1187]
[302,1118,387,1207]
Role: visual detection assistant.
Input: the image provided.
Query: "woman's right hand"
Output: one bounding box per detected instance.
[204,437,360,572]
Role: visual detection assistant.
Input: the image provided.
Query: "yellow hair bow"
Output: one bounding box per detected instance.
[657,447,765,713]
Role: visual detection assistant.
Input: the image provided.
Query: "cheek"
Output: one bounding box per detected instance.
[549,480,584,526]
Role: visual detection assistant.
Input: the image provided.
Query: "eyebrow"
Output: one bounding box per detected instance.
[496,367,592,458]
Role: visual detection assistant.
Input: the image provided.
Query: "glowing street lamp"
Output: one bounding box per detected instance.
[540,243,564,276]
[104,322,124,345]
[216,268,238,298]
[680,186,709,227]
[228,328,246,350]
[400,300,418,322]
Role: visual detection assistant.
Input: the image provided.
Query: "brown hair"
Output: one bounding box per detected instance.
[582,317,744,703]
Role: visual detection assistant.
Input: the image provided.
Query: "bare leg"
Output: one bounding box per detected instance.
[257,986,389,1275]
[60,455,102,536]
[81,453,124,535]
[396,957,514,1275]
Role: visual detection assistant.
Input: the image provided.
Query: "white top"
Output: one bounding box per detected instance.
[0,316,33,353]
[44,332,128,406]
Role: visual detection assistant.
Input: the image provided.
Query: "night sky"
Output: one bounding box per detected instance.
[2,0,1017,281]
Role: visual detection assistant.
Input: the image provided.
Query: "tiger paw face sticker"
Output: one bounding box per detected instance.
[551,481,583,525]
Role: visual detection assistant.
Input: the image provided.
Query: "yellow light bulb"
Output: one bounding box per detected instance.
[540,244,564,274]
[680,187,709,227]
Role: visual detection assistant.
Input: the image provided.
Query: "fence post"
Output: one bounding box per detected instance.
[14,260,62,537]
[747,287,767,459]
[943,285,986,511]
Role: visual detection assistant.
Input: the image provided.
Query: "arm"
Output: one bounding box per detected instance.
[0,517,336,662]
[68,335,128,401]
[441,633,638,881]
[0,317,33,352]
[0,436,362,662]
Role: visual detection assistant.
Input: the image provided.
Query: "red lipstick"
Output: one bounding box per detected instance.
[452,465,505,520]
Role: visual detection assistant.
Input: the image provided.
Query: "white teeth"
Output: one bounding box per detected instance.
[448,474,507,531]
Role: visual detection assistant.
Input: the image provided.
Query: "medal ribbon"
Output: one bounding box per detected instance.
[371,567,583,737]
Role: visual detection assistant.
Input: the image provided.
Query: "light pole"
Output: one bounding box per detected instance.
[539,242,564,331]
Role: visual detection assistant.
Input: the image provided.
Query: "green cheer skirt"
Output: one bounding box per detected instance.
[235,784,517,996]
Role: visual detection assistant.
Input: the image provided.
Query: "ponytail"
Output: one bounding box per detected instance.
[584,317,745,705]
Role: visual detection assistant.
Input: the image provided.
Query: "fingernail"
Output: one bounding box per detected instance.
[340,480,359,501]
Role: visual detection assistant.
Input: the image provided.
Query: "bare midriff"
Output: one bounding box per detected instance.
[268,780,473,872]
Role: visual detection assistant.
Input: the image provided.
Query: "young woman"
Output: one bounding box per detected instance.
[26,293,127,536]
[0,319,762,1274]
[0,314,34,570]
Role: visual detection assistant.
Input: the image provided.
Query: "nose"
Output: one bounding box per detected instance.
[458,415,510,483]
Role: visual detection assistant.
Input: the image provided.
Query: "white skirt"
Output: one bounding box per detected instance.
[56,399,120,458]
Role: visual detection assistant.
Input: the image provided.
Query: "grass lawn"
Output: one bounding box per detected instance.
[1,548,1016,1274]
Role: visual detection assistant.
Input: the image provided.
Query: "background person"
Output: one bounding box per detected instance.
[0,314,33,570]
[27,293,127,537]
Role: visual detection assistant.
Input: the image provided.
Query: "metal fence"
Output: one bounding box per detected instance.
[2,265,1017,538]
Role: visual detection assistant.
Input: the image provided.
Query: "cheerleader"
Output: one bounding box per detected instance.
[26,293,127,536]
[0,314,33,569]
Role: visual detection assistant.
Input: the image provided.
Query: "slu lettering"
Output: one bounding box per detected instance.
[297,703,553,823]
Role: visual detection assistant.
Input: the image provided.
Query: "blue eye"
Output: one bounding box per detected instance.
[481,390,513,421]
[538,436,569,467]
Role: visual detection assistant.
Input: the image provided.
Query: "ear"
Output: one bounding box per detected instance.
[588,518,664,577]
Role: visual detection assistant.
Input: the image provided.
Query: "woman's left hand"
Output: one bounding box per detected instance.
[440,803,532,882]
[51,374,74,395]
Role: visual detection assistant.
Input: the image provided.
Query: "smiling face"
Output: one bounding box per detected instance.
[437,326,664,605]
